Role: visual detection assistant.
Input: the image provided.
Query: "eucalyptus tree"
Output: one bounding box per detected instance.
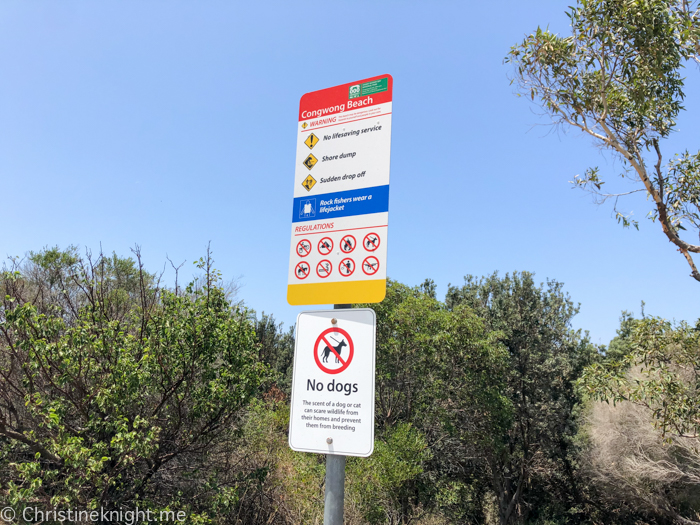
[507,0,700,281]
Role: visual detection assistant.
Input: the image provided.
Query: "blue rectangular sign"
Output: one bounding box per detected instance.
[292,185,389,223]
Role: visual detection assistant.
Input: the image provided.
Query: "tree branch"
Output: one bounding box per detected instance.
[0,422,62,464]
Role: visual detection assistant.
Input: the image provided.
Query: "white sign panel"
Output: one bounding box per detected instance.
[287,75,393,306]
[289,308,376,457]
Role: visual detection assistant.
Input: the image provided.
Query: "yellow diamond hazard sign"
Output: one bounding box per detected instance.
[303,154,318,170]
[301,122,308,129]
[302,175,316,192]
[304,133,319,150]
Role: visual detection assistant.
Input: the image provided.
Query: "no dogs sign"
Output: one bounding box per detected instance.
[314,327,354,374]
[289,309,376,457]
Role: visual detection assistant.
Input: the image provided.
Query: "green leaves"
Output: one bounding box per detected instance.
[660,150,700,231]
[0,248,267,522]
[346,423,431,524]
[579,315,700,438]
[508,0,700,281]
[354,280,510,523]
[447,271,598,522]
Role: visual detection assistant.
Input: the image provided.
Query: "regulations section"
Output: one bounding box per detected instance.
[288,74,393,305]
[289,309,376,457]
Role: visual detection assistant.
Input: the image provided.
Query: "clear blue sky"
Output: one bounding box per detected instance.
[2,1,698,344]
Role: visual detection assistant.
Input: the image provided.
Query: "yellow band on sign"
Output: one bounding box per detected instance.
[287,279,386,305]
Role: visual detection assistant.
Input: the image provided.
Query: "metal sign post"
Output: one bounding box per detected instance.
[324,453,346,525]
[324,303,349,525]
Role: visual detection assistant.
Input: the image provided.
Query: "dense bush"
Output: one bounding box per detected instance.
[3,247,699,524]
[0,248,268,523]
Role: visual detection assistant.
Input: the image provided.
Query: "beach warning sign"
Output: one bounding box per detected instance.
[287,74,393,305]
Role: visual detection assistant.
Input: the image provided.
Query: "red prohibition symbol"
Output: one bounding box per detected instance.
[362,256,380,276]
[339,258,355,276]
[314,327,354,374]
[363,232,381,252]
[316,260,332,279]
[296,239,312,258]
[340,234,356,254]
[318,237,333,256]
[294,261,310,280]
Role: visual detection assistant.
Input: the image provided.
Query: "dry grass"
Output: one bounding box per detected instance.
[585,368,700,524]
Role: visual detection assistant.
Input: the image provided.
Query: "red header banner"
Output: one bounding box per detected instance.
[298,74,393,122]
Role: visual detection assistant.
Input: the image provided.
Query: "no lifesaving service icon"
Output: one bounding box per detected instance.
[304,133,319,150]
[314,327,355,374]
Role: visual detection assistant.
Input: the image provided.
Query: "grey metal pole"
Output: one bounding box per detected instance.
[324,454,346,525]
[324,304,350,525]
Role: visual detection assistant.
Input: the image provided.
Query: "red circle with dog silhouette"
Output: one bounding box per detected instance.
[313,327,354,374]
[363,232,381,252]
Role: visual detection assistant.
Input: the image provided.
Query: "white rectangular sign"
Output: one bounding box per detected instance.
[287,75,393,306]
[288,308,376,457]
